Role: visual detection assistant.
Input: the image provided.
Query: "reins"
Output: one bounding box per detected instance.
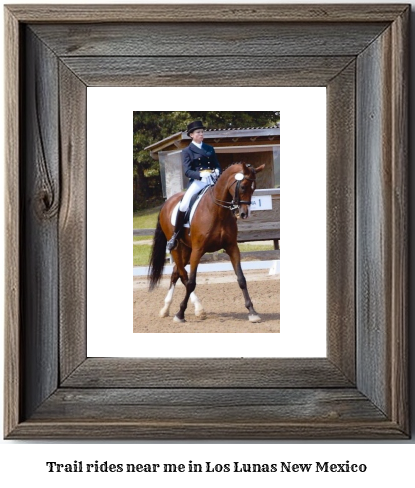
[210,172,256,212]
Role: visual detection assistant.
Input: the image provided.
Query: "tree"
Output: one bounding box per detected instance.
[133,111,279,209]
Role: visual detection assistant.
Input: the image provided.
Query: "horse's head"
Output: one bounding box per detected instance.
[227,163,265,219]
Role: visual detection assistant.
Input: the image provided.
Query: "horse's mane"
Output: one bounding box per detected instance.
[223,161,246,171]
[214,162,251,186]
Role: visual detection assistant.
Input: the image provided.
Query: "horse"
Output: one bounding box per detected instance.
[148,162,265,323]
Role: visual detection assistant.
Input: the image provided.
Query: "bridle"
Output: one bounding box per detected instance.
[210,171,256,213]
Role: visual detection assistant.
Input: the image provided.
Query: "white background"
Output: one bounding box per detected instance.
[1,0,415,486]
[87,86,327,358]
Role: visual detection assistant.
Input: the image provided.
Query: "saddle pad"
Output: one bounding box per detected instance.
[170,186,210,228]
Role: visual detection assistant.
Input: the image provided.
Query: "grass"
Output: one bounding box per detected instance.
[134,235,153,242]
[133,205,160,266]
[133,244,152,266]
[133,206,161,229]
[238,243,274,252]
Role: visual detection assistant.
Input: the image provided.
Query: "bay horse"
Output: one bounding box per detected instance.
[148,162,265,323]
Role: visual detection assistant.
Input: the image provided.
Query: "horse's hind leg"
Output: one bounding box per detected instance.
[159,245,187,318]
[226,243,261,322]
[159,266,180,317]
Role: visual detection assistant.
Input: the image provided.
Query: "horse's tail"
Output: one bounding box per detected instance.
[148,212,167,291]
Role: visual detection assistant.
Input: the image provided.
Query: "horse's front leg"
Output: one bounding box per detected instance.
[226,243,261,322]
[170,245,206,319]
[190,291,206,319]
[174,249,203,323]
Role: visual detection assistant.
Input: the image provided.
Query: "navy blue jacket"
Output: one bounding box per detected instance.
[182,142,221,183]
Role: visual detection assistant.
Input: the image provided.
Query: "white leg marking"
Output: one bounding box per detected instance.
[190,292,206,319]
[159,284,175,317]
[248,314,261,323]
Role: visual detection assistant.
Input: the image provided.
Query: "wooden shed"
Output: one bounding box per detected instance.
[145,126,280,247]
[146,126,280,197]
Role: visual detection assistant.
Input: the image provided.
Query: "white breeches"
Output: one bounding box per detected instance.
[179,179,209,212]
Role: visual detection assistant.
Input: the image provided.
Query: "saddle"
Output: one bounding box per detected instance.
[170,186,210,228]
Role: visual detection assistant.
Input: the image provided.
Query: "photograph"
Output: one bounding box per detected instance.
[133,112,280,333]
[2,1,410,445]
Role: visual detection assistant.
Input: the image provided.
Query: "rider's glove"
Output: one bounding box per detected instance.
[200,173,214,185]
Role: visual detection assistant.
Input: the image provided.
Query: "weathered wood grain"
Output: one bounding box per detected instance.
[58,63,87,382]
[326,61,356,383]
[4,4,409,440]
[62,358,351,389]
[6,4,409,23]
[9,386,406,440]
[389,5,409,436]
[21,28,60,420]
[356,30,390,416]
[356,10,409,425]
[32,388,386,423]
[60,56,355,87]
[31,22,388,57]
[4,6,21,439]
[7,420,407,441]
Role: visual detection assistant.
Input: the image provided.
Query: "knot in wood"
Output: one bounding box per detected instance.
[36,187,59,219]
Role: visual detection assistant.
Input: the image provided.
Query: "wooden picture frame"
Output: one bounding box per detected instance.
[4,4,409,439]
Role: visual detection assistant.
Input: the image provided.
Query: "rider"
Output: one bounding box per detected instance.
[166,120,222,251]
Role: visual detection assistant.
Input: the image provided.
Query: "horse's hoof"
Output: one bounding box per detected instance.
[159,310,169,318]
[195,310,207,320]
[173,315,186,323]
[249,314,261,323]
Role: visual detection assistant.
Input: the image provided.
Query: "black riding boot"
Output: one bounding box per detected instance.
[166,210,186,252]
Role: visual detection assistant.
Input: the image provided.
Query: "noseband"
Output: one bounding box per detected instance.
[211,172,256,212]
[230,177,254,207]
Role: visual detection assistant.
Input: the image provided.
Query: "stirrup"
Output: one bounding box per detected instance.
[166,233,178,252]
[167,209,186,252]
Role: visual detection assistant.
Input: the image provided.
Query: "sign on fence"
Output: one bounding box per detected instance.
[250,195,273,211]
